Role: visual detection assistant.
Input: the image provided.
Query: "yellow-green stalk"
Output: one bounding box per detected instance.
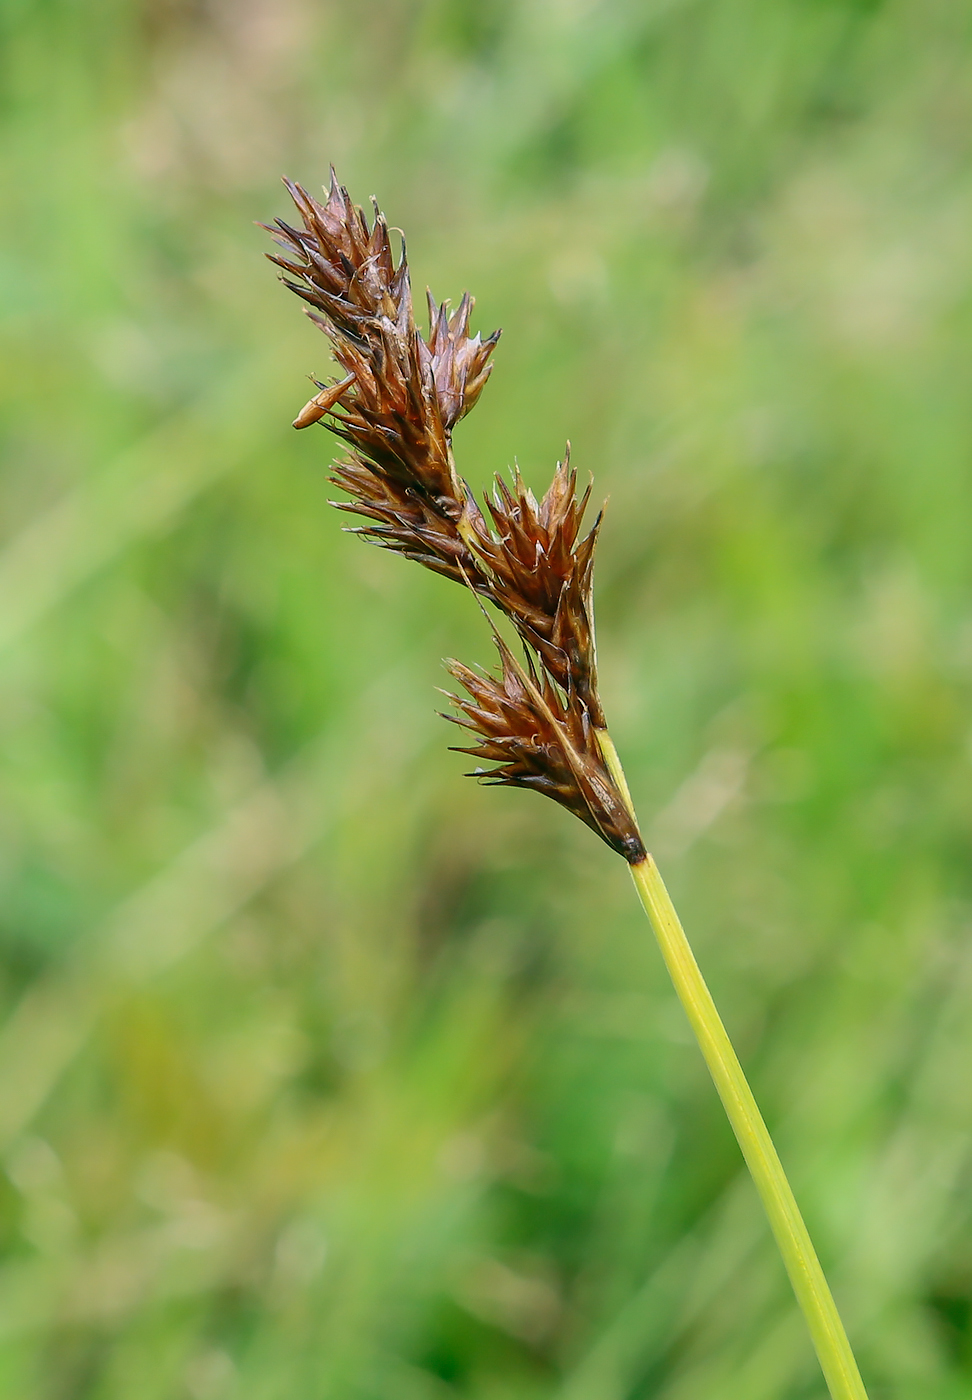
[601,728,868,1400]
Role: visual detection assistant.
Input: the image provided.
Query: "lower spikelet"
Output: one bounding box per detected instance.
[443,634,644,861]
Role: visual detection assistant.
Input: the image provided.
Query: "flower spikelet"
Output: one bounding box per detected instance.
[470,449,604,725]
[444,634,644,861]
[267,169,642,858]
[263,170,499,585]
[426,290,500,430]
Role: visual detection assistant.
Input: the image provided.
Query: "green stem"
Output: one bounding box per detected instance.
[597,732,867,1400]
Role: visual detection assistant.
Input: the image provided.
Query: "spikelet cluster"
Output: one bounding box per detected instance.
[263,173,492,584]
[446,637,642,861]
[476,453,604,726]
[266,171,644,862]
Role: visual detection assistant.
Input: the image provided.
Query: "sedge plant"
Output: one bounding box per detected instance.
[263,171,869,1400]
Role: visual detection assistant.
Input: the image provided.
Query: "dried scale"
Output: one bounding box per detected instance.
[265,171,870,1400]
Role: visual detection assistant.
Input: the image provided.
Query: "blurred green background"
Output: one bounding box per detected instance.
[2,0,972,1395]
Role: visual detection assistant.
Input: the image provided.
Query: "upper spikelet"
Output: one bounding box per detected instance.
[264,170,504,587]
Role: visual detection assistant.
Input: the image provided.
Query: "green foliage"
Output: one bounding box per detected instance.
[1,0,972,1394]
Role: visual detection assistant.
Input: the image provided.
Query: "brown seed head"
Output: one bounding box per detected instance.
[444,633,644,862]
[264,170,500,588]
[267,170,641,859]
[470,448,604,725]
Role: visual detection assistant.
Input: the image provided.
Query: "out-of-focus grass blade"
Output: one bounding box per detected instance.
[0,357,277,655]
[0,732,340,1154]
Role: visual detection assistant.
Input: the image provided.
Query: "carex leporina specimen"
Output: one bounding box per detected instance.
[263,169,644,862]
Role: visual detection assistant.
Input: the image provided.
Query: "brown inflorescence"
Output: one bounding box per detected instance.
[262,170,494,585]
[444,635,643,861]
[470,450,604,727]
[267,170,644,861]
